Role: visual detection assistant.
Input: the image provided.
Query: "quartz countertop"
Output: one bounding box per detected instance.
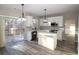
[37,30,57,37]
[37,30,56,34]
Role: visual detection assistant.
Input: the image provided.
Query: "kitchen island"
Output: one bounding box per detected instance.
[37,31,57,50]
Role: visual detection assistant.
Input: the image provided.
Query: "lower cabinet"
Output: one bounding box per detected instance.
[24,31,32,41]
[38,33,57,50]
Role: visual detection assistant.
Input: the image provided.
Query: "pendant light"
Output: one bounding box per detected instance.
[19,4,25,36]
[43,9,48,23]
[21,4,24,18]
[21,4,26,21]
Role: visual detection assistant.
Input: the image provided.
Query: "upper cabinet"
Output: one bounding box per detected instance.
[39,16,63,27]
[47,16,63,26]
[25,16,38,29]
[25,16,33,27]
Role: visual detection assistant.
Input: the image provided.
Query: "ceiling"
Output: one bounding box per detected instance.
[0,4,79,17]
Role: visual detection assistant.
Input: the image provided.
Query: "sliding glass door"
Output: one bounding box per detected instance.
[3,16,26,44]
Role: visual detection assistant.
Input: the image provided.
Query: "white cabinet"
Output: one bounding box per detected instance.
[47,16,63,26]
[24,31,32,41]
[25,16,33,27]
[38,32,57,50]
[57,30,63,41]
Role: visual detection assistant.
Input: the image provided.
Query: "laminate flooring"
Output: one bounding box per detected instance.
[0,35,77,55]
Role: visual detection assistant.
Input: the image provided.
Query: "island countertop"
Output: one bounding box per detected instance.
[37,30,57,37]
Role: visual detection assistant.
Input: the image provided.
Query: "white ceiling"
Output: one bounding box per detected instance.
[0,4,79,17]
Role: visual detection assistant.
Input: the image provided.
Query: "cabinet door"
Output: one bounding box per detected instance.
[57,30,63,40]
[38,35,44,46]
[46,37,55,50]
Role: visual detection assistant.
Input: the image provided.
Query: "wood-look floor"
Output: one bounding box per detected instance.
[0,35,77,55]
